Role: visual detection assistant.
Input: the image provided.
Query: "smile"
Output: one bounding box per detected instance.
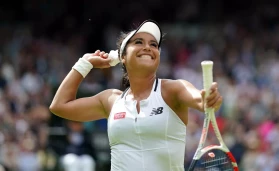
[139,55,154,59]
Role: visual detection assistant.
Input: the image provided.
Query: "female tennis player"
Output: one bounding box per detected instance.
[49,19,222,171]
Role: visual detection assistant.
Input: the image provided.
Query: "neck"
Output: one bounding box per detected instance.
[128,74,156,100]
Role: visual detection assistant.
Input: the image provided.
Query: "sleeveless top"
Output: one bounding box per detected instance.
[107,78,187,171]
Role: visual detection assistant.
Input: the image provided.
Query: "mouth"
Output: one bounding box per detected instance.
[138,54,154,59]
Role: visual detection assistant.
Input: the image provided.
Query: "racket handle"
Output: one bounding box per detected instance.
[201,61,213,98]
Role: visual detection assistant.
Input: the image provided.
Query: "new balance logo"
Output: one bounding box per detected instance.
[150,107,164,116]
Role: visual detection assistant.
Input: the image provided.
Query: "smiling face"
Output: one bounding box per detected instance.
[122,32,160,76]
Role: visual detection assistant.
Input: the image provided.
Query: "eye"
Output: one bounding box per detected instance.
[135,40,142,44]
[150,43,158,48]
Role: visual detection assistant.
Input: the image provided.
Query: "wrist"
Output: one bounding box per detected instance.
[72,58,93,78]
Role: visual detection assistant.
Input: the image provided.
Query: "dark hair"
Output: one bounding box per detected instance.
[116,31,131,90]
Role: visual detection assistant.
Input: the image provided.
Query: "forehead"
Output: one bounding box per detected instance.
[130,32,158,43]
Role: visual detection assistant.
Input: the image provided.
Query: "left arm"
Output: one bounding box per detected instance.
[173,79,222,112]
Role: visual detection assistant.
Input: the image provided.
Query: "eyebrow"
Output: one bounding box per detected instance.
[130,38,158,44]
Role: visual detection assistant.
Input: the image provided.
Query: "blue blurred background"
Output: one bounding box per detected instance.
[1,0,279,170]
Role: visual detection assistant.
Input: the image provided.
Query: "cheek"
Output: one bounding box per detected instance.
[126,46,138,55]
[125,47,138,60]
[154,49,160,58]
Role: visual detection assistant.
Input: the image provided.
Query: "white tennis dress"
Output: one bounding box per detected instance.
[108,78,187,171]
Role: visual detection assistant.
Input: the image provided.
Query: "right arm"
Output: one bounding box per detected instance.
[49,50,121,121]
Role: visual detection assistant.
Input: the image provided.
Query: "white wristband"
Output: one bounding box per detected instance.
[72,58,93,78]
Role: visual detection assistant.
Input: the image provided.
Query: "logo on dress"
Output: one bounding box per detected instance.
[114,112,126,120]
[150,107,164,116]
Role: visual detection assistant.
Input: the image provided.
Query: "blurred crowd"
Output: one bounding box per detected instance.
[1,0,279,171]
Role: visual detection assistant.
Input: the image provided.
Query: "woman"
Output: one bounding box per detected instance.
[49,20,222,171]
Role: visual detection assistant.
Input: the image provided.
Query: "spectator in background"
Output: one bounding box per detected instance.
[60,120,96,171]
[16,130,40,171]
[0,164,6,171]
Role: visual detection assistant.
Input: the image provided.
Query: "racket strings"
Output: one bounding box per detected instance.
[194,149,235,171]
[202,156,229,167]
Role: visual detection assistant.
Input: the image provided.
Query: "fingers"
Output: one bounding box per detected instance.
[93,50,108,58]
[205,82,222,110]
[210,82,218,91]
[99,51,107,58]
[201,89,206,99]
[103,53,108,58]
[82,50,112,68]
[206,94,222,108]
[93,50,100,55]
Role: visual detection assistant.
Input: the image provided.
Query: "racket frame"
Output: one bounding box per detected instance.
[188,61,238,171]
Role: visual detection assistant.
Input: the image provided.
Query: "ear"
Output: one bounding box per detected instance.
[121,57,126,64]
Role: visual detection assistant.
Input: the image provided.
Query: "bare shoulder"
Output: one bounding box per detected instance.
[161,78,201,110]
[99,88,123,115]
[100,88,122,103]
[161,79,192,93]
[103,88,123,96]
[111,89,123,100]
[161,79,183,107]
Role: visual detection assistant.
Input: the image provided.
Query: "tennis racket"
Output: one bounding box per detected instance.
[188,61,238,171]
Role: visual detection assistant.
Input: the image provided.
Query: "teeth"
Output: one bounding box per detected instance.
[140,55,152,59]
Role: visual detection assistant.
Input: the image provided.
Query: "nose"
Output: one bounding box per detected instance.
[143,44,151,51]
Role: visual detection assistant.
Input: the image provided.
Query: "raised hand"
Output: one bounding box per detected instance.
[82,50,112,68]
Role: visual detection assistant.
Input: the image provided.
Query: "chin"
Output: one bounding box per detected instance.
[139,62,158,71]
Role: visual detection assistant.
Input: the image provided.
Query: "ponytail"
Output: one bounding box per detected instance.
[116,31,132,90]
[121,65,130,90]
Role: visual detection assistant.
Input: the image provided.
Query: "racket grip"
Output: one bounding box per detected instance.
[201,61,213,98]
